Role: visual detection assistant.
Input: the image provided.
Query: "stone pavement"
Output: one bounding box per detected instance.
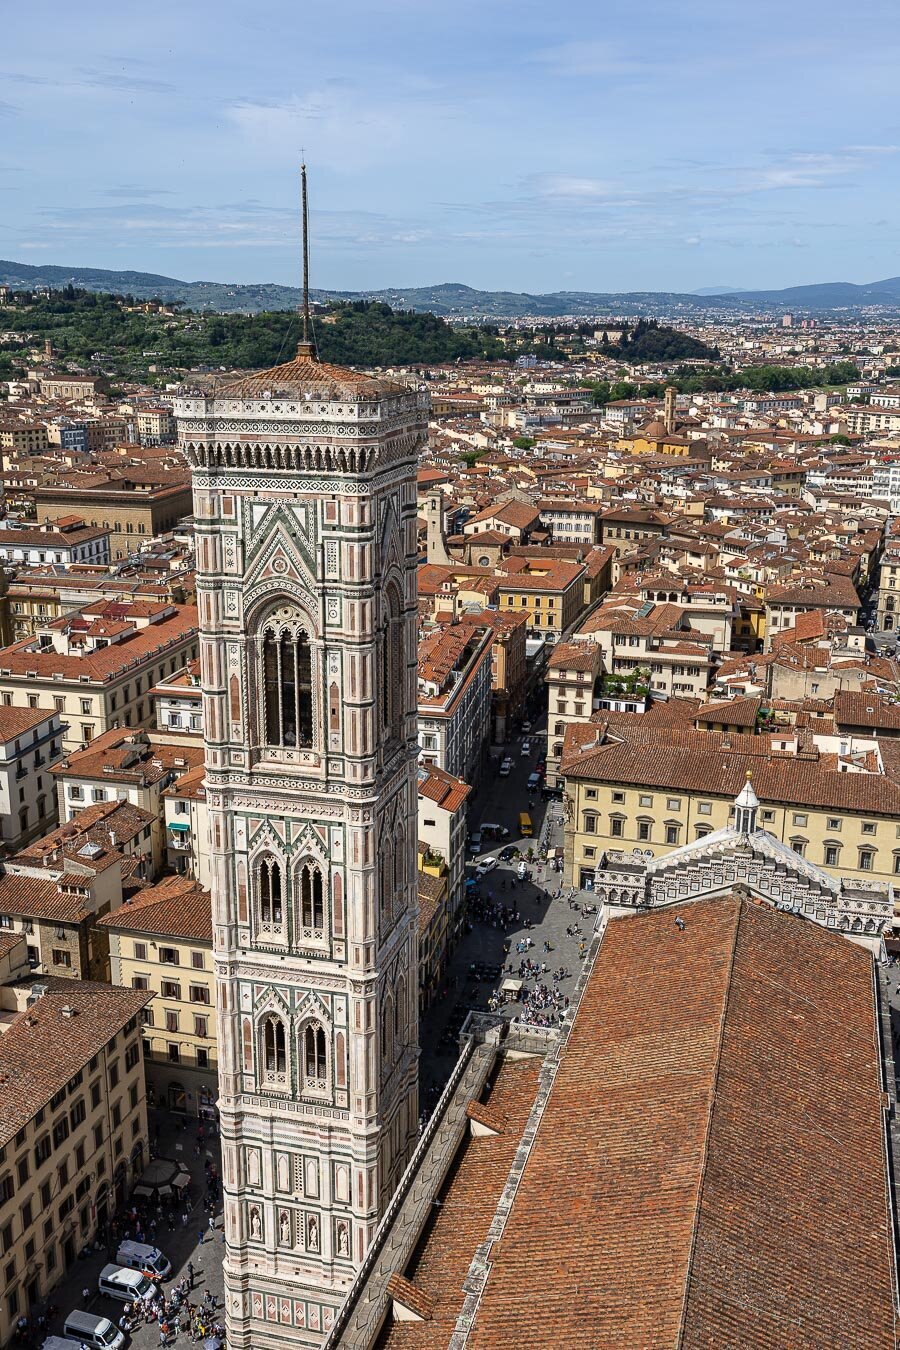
[42,1109,224,1350]
[419,725,596,1109]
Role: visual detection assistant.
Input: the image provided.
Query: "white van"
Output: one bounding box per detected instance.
[115,1240,171,1280]
[98,1263,158,1303]
[62,1311,126,1350]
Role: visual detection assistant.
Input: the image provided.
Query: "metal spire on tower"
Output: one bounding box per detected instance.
[297,160,317,360]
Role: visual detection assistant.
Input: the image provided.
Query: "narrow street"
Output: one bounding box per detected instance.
[419,720,594,1113]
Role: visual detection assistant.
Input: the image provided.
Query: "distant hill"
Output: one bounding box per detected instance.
[2,260,900,317]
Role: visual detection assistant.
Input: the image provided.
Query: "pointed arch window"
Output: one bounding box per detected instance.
[382,585,405,743]
[263,1016,286,1076]
[257,857,282,928]
[263,623,312,748]
[298,862,325,937]
[303,1022,328,1093]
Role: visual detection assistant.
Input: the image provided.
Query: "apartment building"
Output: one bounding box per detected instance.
[497,557,586,637]
[546,641,603,787]
[764,574,861,649]
[417,622,494,783]
[537,499,604,545]
[0,601,199,751]
[580,599,714,699]
[0,424,49,459]
[0,961,150,1344]
[34,475,192,560]
[416,763,470,941]
[0,518,110,568]
[162,764,210,886]
[877,543,900,631]
[457,608,529,742]
[135,407,177,445]
[560,721,900,890]
[99,876,216,1118]
[150,660,204,741]
[51,727,203,833]
[599,507,670,557]
[0,706,64,853]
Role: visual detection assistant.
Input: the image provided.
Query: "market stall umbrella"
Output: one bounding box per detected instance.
[203,1338,223,1349]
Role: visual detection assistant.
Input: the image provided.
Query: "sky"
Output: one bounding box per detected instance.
[2,0,899,295]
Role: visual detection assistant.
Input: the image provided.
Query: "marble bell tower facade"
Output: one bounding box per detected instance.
[176,328,427,1345]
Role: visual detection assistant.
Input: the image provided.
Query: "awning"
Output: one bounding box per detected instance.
[501,977,523,994]
[168,820,190,832]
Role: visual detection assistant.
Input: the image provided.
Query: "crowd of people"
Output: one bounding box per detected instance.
[119,1283,223,1346]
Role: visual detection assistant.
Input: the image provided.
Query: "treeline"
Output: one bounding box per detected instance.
[605,318,719,363]
[580,358,861,406]
[0,290,558,376]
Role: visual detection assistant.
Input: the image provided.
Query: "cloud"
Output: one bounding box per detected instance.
[0,65,174,96]
[532,40,651,78]
[0,101,19,117]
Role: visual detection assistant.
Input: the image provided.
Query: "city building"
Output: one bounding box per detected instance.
[0,518,110,568]
[34,474,192,560]
[496,557,586,638]
[99,874,216,1118]
[560,719,900,889]
[176,314,427,1346]
[0,599,199,751]
[0,964,151,1344]
[50,726,203,832]
[0,705,65,853]
[416,763,470,944]
[417,622,494,782]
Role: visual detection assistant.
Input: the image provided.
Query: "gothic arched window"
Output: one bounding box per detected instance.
[263,1016,286,1074]
[257,857,282,927]
[298,862,325,933]
[382,584,404,743]
[262,622,313,749]
[304,1022,328,1091]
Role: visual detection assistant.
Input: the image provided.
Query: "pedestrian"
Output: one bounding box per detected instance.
[207,1215,215,1233]
[197,1229,205,1246]
[187,1261,194,1290]
[81,1288,90,1305]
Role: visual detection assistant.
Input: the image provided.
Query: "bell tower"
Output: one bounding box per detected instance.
[176,169,426,1347]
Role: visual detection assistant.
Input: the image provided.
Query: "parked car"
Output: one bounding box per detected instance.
[499,845,517,862]
[527,772,541,792]
[521,721,532,733]
[475,857,499,877]
[499,757,513,777]
[468,831,482,854]
[521,739,532,756]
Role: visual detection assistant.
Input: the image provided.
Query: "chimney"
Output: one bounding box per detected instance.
[109,830,117,848]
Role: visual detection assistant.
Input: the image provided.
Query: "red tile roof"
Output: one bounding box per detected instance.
[466,899,898,1349]
[97,875,211,942]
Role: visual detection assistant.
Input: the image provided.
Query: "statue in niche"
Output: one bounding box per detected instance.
[307,1214,319,1252]
[336,1222,350,1258]
[249,1207,261,1240]
[279,1210,291,1245]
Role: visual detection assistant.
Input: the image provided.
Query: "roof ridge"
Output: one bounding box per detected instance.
[675,896,743,1349]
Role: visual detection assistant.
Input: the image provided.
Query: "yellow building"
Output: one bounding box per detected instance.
[0,942,150,1343]
[99,875,217,1118]
[561,723,900,890]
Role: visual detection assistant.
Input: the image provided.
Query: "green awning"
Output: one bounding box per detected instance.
[168,820,190,832]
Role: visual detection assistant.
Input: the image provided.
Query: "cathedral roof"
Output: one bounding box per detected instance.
[215,351,412,401]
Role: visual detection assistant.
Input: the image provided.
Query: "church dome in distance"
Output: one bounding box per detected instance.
[641,418,671,439]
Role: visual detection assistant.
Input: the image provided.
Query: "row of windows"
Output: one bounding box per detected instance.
[141,1006,210,1036]
[133,942,205,967]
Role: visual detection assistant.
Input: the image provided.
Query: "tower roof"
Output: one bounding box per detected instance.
[214,355,411,401]
[734,775,760,811]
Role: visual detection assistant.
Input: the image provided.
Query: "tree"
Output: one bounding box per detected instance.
[512,436,535,450]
